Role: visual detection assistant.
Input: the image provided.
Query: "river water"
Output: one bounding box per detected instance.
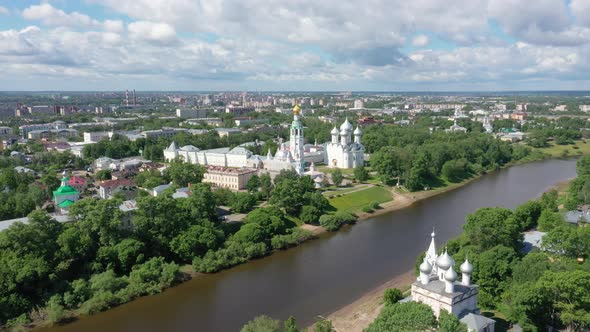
[41,158,577,332]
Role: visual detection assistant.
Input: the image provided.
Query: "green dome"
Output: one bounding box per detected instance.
[53,184,79,197]
[57,199,75,208]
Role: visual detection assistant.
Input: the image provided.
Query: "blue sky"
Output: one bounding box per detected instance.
[0,0,589,91]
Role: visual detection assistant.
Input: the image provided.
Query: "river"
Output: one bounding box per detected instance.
[41,158,577,332]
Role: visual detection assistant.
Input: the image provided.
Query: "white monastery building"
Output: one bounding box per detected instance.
[164,105,365,174]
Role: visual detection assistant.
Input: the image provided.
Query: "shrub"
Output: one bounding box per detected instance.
[319,215,341,231]
[300,205,322,224]
[370,201,381,209]
[362,206,374,213]
[383,288,404,306]
[271,229,314,250]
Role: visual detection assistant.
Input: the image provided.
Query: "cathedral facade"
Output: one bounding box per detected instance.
[324,118,365,169]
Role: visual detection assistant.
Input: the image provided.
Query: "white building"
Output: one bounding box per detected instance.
[0,127,13,136]
[411,231,495,332]
[19,121,68,138]
[324,118,364,169]
[84,131,110,143]
[580,105,590,112]
[164,105,310,174]
[353,99,365,109]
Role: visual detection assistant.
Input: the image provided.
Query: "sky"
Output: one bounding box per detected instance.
[0,0,589,91]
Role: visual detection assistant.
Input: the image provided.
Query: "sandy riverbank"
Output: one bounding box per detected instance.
[325,270,416,332]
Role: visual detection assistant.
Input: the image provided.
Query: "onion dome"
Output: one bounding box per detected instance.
[353,126,362,135]
[340,117,353,131]
[444,267,458,282]
[460,258,473,274]
[293,104,301,115]
[331,127,339,135]
[419,259,432,274]
[436,250,454,270]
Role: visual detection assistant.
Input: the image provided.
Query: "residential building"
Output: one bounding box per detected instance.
[68,176,88,192]
[215,128,242,137]
[19,121,67,138]
[27,128,78,140]
[0,126,13,137]
[203,166,258,191]
[176,108,208,118]
[84,131,110,143]
[234,118,270,127]
[98,179,137,199]
[353,99,365,109]
[580,105,590,112]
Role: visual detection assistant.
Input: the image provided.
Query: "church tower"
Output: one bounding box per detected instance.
[290,104,305,174]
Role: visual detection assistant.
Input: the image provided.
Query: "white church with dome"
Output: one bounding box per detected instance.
[325,118,365,169]
[410,231,496,332]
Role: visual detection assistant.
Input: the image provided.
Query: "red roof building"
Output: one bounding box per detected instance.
[68,176,88,192]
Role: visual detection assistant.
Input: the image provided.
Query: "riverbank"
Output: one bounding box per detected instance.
[322,175,577,332]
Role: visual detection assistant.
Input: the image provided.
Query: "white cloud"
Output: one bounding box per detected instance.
[128,21,177,45]
[2,1,590,90]
[412,35,430,47]
[22,3,99,28]
[0,6,8,15]
[571,0,590,27]
[103,20,125,33]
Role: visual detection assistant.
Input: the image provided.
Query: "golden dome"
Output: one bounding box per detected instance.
[293,104,301,115]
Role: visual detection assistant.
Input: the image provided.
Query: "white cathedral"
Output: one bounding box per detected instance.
[163,105,365,173]
[325,118,365,169]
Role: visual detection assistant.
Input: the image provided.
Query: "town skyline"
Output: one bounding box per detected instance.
[0,1,589,91]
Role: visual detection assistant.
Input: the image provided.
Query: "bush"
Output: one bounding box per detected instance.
[319,212,357,232]
[362,206,374,213]
[271,229,314,250]
[192,242,269,273]
[370,201,381,209]
[319,215,341,231]
[383,288,404,305]
[300,205,322,224]
[79,291,119,315]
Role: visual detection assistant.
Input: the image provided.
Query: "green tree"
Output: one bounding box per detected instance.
[476,245,519,308]
[284,316,299,332]
[383,288,403,306]
[438,309,468,332]
[164,162,205,187]
[577,156,590,176]
[94,169,112,181]
[538,270,590,330]
[170,225,224,261]
[314,319,335,332]
[513,200,543,231]
[537,209,563,232]
[365,302,436,332]
[259,173,273,199]
[331,169,343,187]
[246,175,260,193]
[371,146,411,185]
[300,205,321,224]
[231,192,257,213]
[353,165,369,182]
[464,207,521,251]
[241,315,281,332]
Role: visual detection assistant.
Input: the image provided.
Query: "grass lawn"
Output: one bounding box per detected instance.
[323,184,370,197]
[329,186,393,213]
[533,139,590,158]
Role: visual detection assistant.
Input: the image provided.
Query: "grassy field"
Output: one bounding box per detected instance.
[329,186,393,213]
[322,184,371,197]
[533,139,590,158]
